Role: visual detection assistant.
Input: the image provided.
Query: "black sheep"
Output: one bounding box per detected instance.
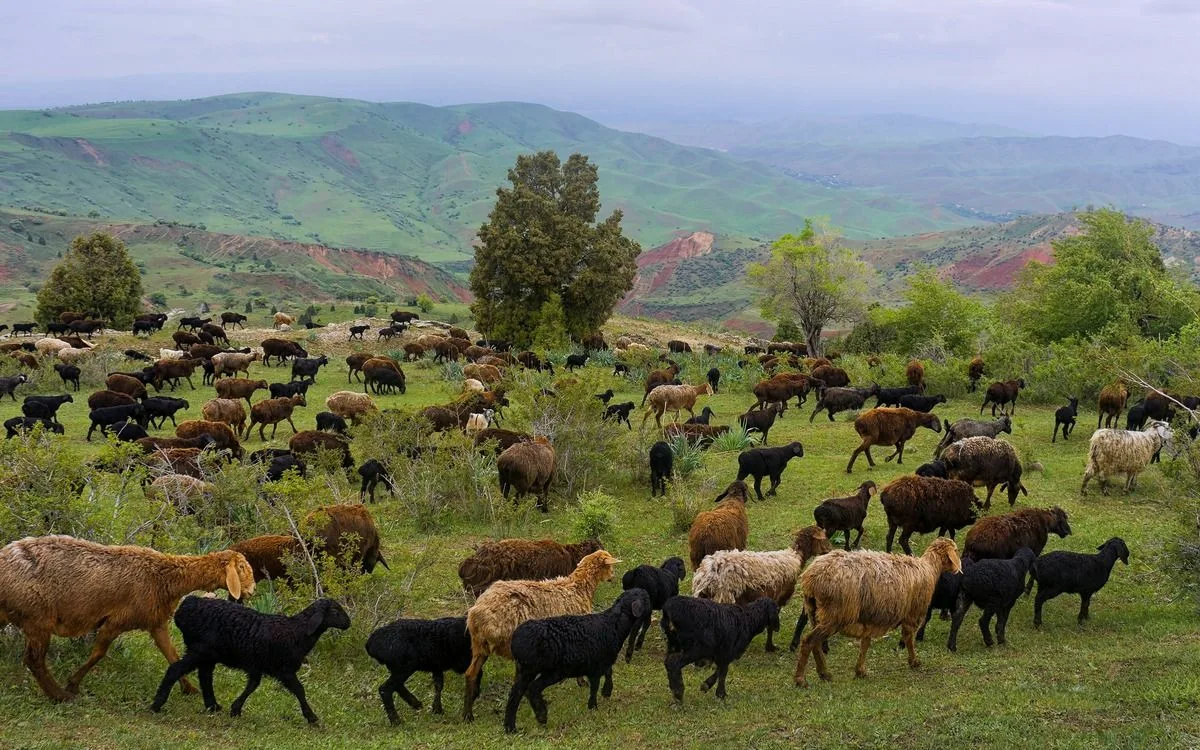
[150,596,350,724]
[315,411,349,434]
[612,362,631,377]
[1053,397,1079,442]
[947,548,1037,651]
[594,389,615,405]
[707,367,721,394]
[1027,537,1129,628]
[143,396,190,428]
[4,416,64,439]
[53,363,81,391]
[0,374,28,401]
[812,480,877,551]
[365,616,472,723]
[735,442,804,501]
[875,385,920,408]
[505,589,650,733]
[124,349,154,361]
[264,453,306,482]
[110,421,149,442]
[348,325,370,340]
[1125,400,1148,431]
[898,393,947,413]
[916,571,962,642]
[290,355,330,383]
[810,385,880,422]
[249,447,293,464]
[358,458,396,502]
[21,394,74,423]
[603,401,635,430]
[914,459,948,478]
[565,353,588,371]
[660,596,779,702]
[738,403,781,445]
[649,440,673,497]
[87,403,148,440]
[685,406,717,425]
[269,381,311,399]
[621,557,686,655]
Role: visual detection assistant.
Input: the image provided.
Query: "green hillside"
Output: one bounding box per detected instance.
[0,93,969,265]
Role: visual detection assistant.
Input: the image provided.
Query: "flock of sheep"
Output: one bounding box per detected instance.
[0,309,1184,733]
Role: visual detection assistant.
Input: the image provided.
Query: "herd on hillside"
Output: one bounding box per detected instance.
[0,307,1186,731]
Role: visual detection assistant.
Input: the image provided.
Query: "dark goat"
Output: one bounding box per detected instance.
[686,406,717,425]
[1027,537,1129,628]
[594,389,615,405]
[898,394,946,413]
[21,394,73,423]
[603,401,635,430]
[735,442,804,501]
[358,459,396,503]
[661,596,779,703]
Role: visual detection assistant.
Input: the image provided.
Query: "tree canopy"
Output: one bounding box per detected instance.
[747,219,872,356]
[36,232,143,327]
[469,151,641,348]
[885,270,988,356]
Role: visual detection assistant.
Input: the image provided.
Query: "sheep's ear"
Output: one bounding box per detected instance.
[225,558,242,601]
[630,597,646,619]
[867,484,878,496]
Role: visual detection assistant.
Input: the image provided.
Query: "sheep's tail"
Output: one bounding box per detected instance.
[376,552,390,571]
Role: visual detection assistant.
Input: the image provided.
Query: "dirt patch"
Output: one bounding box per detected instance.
[320,135,361,170]
[74,139,106,166]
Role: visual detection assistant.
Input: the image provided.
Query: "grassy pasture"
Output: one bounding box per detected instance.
[0,324,1198,749]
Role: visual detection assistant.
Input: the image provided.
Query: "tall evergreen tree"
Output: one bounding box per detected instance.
[36,232,143,327]
[470,151,640,348]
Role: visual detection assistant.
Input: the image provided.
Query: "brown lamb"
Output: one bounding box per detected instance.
[457,538,604,597]
[662,422,730,447]
[214,377,269,404]
[473,427,533,454]
[245,394,307,440]
[963,506,1071,561]
[846,407,942,472]
[688,481,751,569]
[968,357,985,391]
[105,374,148,400]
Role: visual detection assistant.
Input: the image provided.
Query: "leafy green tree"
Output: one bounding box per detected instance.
[470,151,641,348]
[887,270,988,355]
[416,294,434,314]
[35,232,143,327]
[747,219,872,357]
[531,293,569,350]
[999,209,1197,342]
[773,319,803,343]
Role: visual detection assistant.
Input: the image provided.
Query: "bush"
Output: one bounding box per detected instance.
[416,294,434,314]
[667,435,704,478]
[572,490,616,543]
[526,382,630,499]
[710,424,761,452]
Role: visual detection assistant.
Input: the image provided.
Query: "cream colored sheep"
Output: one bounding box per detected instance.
[211,351,260,378]
[463,363,502,384]
[201,398,247,435]
[144,474,214,513]
[325,390,378,425]
[273,312,294,329]
[34,338,71,357]
[462,378,486,393]
[642,383,714,428]
[56,347,90,365]
[159,348,185,360]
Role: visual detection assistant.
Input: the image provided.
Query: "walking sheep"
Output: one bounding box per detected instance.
[812,480,878,550]
[934,415,1012,458]
[962,506,1071,561]
[1097,381,1130,428]
[458,538,603,597]
[366,616,473,723]
[1081,421,1171,495]
[735,442,805,501]
[688,481,751,569]
[946,548,1037,651]
[846,407,942,472]
[661,596,780,703]
[642,383,714,428]
[324,390,378,425]
[649,440,673,497]
[621,557,686,655]
[793,537,961,687]
[1027,537,1129,628]
[879,475,980,555]
[1052,397,1079,442]
[980,379,1026,416]
[938,436,1027,508]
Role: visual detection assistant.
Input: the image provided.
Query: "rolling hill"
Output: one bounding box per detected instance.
[0,93,969,266]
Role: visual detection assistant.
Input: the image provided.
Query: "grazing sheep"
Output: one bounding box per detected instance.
[304,504,389,573]
[663,422,729,448]
[109,420,148,441]
[564,353,589,371]
[899,393,946,413]
[968,357,985,392]
[461,550,619,720]
[346,351,376,383]
[325,390,378,425]
[811,364,850,388]
[934,415,1013,458]
[879,475,980,555]
[4,416,65,438]
[846,407,942,472]
[403,343,425,361]
[356,458,395,503]
[22,394,74,423]
[260,338,307,366]
[363,359,407,395]
[0,535,253,701]
[962,506,1071,561]
[939,436,1027,508]
[946,548,1037,652]
[106,373,149,401]
[289,430,354,470]
[622,557,686,653]
[201,398,248,435]
[458,539,603,598]
[793,537,961,687]
[34,337,70,357]
[905,360,925,392]
[227,535,300,582]
[641,362,681,405]
[214,377,269,404]
[1081,421,1171,495]
[688,481,750,569]
[150,596,349,724]
[463,378,486,394]
[661,596,780,702]
[175,420,242,458]
[603,401,636,429]
[315,411,349,434]
[504,589,650,732]
[915,571,963,642]
[497,436,556,512]
[136,435,214,455]
[1053,397,1079,442]
[158,348,185,361]
[875,385,920,408]
[1125,400,1149,431]
[813,481,878,550]
[810,384,880,422]
[472,428,533,454]
[980,378,1026,416]
[692,527,832,651]
[1027,537,1129,628]
[736,442,805,501]
[366,616,473,723]
[649,440,674,497]
[245,394,307,440]
[707,367,721,393]
[53,363,81,391]
[686,405,717,425]
[642,383,714,428]
[272,312,294,329]
[142,447,210,478]
[211,351,260,379]
[87,403,148,440]
[220,311,247,329]
[149,358,204,390]
[87,390,136,410]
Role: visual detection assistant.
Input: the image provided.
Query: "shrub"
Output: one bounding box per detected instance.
[572,490,616,543]
[667,435,704,478]
[710,424,760,453]
[527,382,629,499]
[416,294,434,313]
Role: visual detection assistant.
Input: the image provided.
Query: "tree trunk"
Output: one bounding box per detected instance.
[804,324,823,358]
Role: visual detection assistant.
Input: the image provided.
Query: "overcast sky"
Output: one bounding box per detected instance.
[2,0,1199,141]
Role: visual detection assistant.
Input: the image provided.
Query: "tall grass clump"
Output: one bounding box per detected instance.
[711,424,760,452]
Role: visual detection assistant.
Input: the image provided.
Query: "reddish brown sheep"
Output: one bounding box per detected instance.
[346,351,376,383]
[302,504,389,573]
[968,357,985,392]
[457,539,603,597]
[497,436,556,512]
[201,398,247,435]
[105,374,149,401]
[642,362,681,405]
[963,507,1071,561]
[811,365,850,388]
[228,535,298,582]
[687,481,750,570]
[905,360,925,393]
[214,377,268,404]
[88,390,137,410]
[879,475,980,555]
[662,422,730,448]
[289,430,354,469]
[980,378,1026,417]
[1097,381,1130,429]
[846,407,942,472]
[245,394,307,440]
[175,420,243,459]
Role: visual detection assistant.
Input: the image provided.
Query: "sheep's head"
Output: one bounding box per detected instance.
[1102,537,1131,564]
[1049,506,1072,538]
[662,556,686,581]
[859,480,878,500]
[218,550,257,601]
[786,441,805,458]
[920,412,942,432]
[576,550,620,581]
[714,481,750,504]
[1145,420,1172,443]
[924,537,962,574]
[998,415,1013,433]
[792,525,832,563]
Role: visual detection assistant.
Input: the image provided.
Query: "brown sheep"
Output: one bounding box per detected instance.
[905,360,925,393]
[0,535,254,701]
[1097,381,1130,429]
[448,326,470,340]
[662,422,730,448]
[688,481,751,570]
[201,398,247,435]
[150,358,203,390]
[811,365,850,388]
[458,539,603,597]
[346,351,376,383]
[245,394,307,440]
[211,351,260,379]
[136,436,214,454]
[175,420,243,459]
[968,357,985,392]
[463,363,502,384]
[87,390,137,410]
[473,427,533,454]
[963,507,1071,561]
[228,535,298,582]
[260,338,308,366]
[214,377,268,405]
[846,407,942,472]
[980,378,1026,417]
[144,448,209,478]
[289,430,354,469]
[497,436,556,512]
[302,504,389,573]
[751,373,814,412]
[325,390,378,425]
[403,343,425,361]
[172,330,201,349]
[432,338,461,363]
[879,475,980,555]
[415,333,446,350]
[642,383,714,428]
[144,474,214,514]
[273,312,294,329]
[105,373,149,401]
[642,362,681,405]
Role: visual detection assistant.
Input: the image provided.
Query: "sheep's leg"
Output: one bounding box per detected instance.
[503,668,532,733]
[947,593,969,653]
[146,624,198,695]
[767,473,781,497]
[277,672,319,725]
[809,627,834,682]
[845,444,866,473]
[229,671,262,717]
[635,617,651,649]
[287,417,298,434]
[196,662,219,711]
[20,630,73,703]
[752,475,765,502]
[901,624,920,668]
[713,663,730,699]
[1078,593,1092,624]
[789,611,808,652]
[850,526,864,550]
[463,654,487,721]
[979,610,995,647]
[854,637,872,677]
[983,485,995,509]
[765,621,778,652]
[898,530,915,556]
[996,608,1011,645]
[587,672,602,708]
[885,522,898,553]
[664,652,689,702]
[377,674,403,725]
[64,624,123,695]
[916,605,935,642]
[527,673,556,725]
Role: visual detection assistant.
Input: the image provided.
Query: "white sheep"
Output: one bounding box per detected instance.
[56,347,91,365]
[159,348,186,360]
[462,378,486,393]
[34,338,71,357]
[325,390,378,425]
[1081,420,1171,495]
[464,410,494,435]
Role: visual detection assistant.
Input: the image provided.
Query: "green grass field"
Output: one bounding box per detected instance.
[0,322,1198,749]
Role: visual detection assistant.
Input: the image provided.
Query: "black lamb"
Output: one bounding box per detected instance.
[504,589,650,733]
[1026,537,1129,628]
[660,596,780,703]
[358,458,396,502]
[53,363,81,391]
[142,396,190,428]
[916,571,963,642]
[621,557,686,655]
[365,616,472,724]
[735,442,804,501]
[86,403,147,440]
[22,394,74,423]
[898,393,947,413]
[875,385,920,408]
[269,381,311,399]
[946,548,1037,652]
[738,403,781,445]
[594,389,615,405]
[315,411,349,434]
[706,367,721,394]
[150,596,350,724]
[565,353,588,371]
[290,355,330,383]
[685,406,717,425]
[4,416,64,439]
[649,440,673,497]
[812,480,877,551]
[110,421,149,442]
[1052,396,1079,442]
[810,384,879,422]
[604,401,635,430]
[914,459,948,478]
[264,453,307,482]
[612,362,631,377]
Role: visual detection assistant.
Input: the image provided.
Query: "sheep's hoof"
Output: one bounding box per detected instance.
[909,659,922,670]
[818,672,833,682]
[794,679,808,689]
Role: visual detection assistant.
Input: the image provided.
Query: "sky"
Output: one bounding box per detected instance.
[2,0,1199,142]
